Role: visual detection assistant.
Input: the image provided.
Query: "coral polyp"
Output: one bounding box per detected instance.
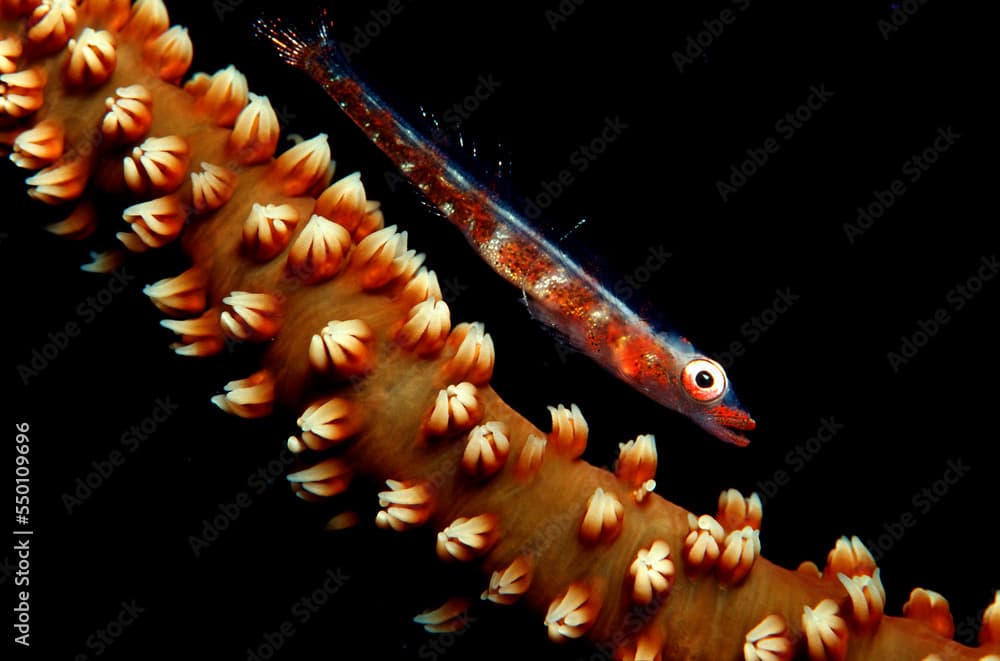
[3,2,996,659]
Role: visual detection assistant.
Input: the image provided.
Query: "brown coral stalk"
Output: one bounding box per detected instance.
[2,3,997,660]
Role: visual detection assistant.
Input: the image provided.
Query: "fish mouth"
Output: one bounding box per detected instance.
[697,405,756,447]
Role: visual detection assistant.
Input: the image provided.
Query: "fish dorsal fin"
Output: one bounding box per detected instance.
[557,217,589,244]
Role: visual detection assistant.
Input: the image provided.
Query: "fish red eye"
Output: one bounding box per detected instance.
[681,358,727,403]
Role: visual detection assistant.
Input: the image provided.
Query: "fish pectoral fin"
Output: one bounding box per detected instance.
[521,292,583,356]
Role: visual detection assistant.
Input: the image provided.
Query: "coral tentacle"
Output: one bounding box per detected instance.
[1,5,992,661]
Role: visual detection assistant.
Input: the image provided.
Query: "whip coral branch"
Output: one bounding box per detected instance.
[2,2,997,660]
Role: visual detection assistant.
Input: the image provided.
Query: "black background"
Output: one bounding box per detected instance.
[4,1,995,660]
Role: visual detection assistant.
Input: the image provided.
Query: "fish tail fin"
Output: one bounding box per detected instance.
[253,8,346,74]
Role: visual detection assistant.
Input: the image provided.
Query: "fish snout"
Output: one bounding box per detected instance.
[699,403,756,447]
